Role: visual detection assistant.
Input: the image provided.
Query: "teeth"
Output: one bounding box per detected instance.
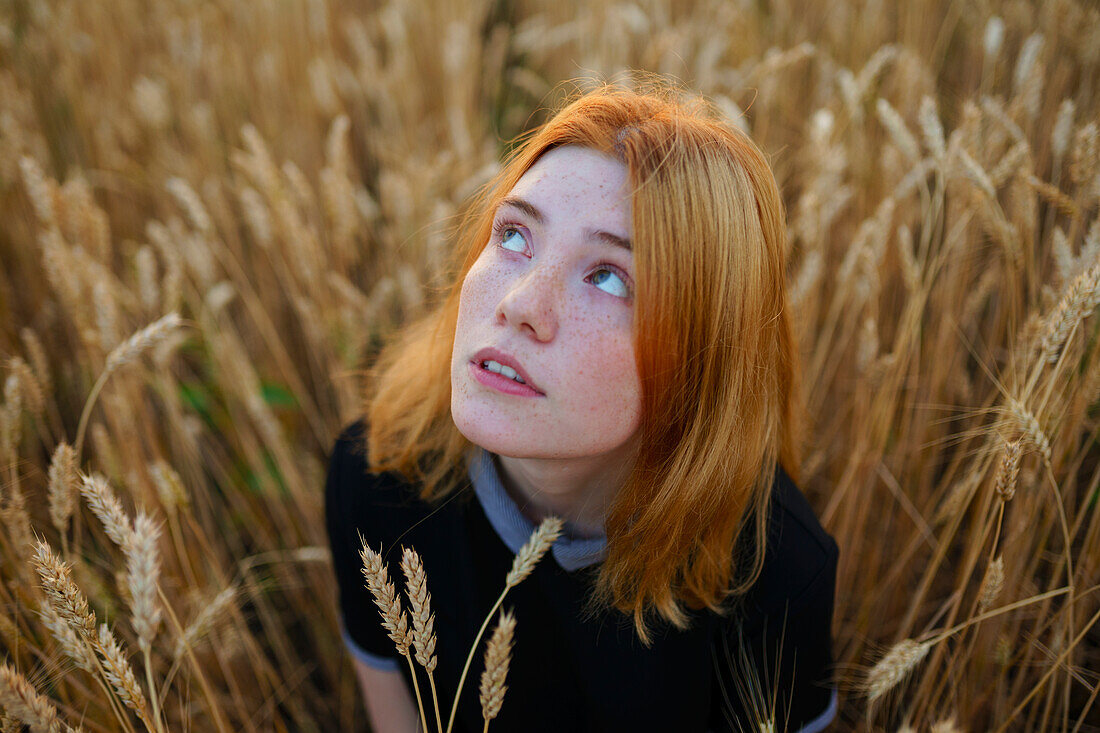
[482,360,527,384]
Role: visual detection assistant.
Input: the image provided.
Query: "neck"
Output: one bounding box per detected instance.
[493,443,638,539]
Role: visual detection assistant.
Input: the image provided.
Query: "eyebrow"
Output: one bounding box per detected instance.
[497,195,633,253]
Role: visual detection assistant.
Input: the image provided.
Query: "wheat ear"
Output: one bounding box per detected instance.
[1006,399,1052,464]
[32,540,96,640]
[31,541,139,729]
[95,623,155,731]
[994,440,1022,501]
[979,555,1005,612]
[360,541,427,733]
[173,586,237,660]
[479,608,516,729]
[446,516,563,733]
[79,473,135,550]
[126,512,162,653]
[930,717,964,733]
[0,662,62,733]
[74,312,183,459]
[127,512,164,732]
[865,638,932,703]
[401,546,442,733]
[47,442,78,539]
[37,600,97,673]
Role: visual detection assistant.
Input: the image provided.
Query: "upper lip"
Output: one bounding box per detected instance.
[471,347,544,394]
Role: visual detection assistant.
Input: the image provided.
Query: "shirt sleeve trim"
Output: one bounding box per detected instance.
[340,621,400,672]
[793,687,837,733]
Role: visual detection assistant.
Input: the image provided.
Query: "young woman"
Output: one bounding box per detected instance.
[325,82,839,732]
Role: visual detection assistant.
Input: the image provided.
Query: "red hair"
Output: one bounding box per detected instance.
[363,80,805,646]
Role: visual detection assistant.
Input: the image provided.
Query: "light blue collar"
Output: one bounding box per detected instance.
[465,447,607,572]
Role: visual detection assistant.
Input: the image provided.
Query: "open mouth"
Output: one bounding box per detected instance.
[469,360,544,397]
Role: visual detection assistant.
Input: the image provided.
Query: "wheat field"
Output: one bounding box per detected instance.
[1,0,1099,730]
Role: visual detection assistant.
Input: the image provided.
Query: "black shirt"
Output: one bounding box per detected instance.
[325,419,839,732]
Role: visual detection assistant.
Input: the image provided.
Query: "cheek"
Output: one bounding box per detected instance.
[459,259,500,313]
[570,322,640,400]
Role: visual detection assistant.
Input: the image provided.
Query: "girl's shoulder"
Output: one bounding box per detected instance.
[324,418,454,556]
[326,417,428,507]
[731,465,839,632]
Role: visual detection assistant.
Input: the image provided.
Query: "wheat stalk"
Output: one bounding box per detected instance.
[918,96,945,161]
[1,371,22,463]
[876,98,920,164]
[8,357,43,420]
[165,177,212,236]
[0,662,62,733]
[74,312,184,459]
[126,511,163,653]
[79,473,135,550]
[149,461,190,514]
[359,541,426,732]
[994,440,1022,501]
[37,599,96,673]
[47,442,78,536]
[103,312,184,375]
[505,516,564,588]
[865,638,932,703]
[1006,400,1052,464]
[478,608,516,729]
[32,540,96,640]
[979,555,1005,612]
[401,546,442,733]
[18,155,56,227]
[95,623,155,731]
[447,516,562,733]
[358,542,412,655]
[930,717,964,733]
[1039,261,1100,364]
[134,245,160,312]
[19,328,52,398]
[174,586,238,660]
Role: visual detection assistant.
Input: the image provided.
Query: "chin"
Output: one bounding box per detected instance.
[451,405,542,458]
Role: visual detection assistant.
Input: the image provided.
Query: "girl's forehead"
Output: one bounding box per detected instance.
[503,146,632,226]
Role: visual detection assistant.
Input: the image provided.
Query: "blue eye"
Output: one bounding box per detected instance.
[499,227,527,253]
[589,267,630,298]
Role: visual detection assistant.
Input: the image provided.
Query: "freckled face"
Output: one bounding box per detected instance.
[450,145,642,460]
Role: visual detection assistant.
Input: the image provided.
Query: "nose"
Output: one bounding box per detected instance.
[496,263,561,341]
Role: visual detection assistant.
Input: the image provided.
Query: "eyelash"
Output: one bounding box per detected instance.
[490,219,633,298]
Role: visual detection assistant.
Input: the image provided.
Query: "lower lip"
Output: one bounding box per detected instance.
[469,361,544,397]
